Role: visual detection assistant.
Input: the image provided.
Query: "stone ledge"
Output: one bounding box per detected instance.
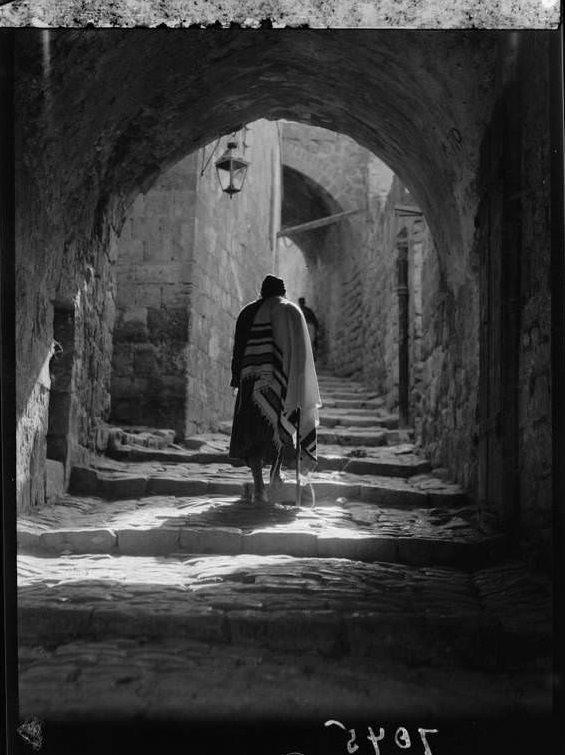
[317,532,397,561]
[39,528,117,554]
[243,529,318,557]
[180,527,242,554]
[46,459,65,501]
[69,466,459,506]
[18,523,506,567]
[17,600,542,671]
[117,528,180,556]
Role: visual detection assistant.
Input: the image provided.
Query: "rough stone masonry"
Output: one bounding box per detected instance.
[13,30,556,569]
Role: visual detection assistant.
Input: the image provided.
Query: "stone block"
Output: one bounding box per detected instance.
[68,466,101,495]
[360,485,427,508]
[89,604,152,638]
[154,429,176,444]
[146,477,208,496]
[170,609,228,643]
[111,376,138,397]
[111,399,140,424]
[18,604,95,645]
[313,481,360,501]
[133,284,165,308]
[427,489,468,507]
[113,319,148,343]
[348,611,501,669]
[135,263,185,285]
[46,392,71,435]
[45,435,68,465]
[117,528,179,556]
[179,526,242,554]
[36,530,64,552]
[95,425,110,452]
[317,532,397,562]
[122,306,148,325]
[159,376,186,396]
[207,480,246,496]
[228,609,342,654]
[243,529,318,557]
[101,475,148,499]
[345,612,431,663]
[111,346,134,375]
[396,536,469,567]
[45,459,65,501]
[225,610,270,646]
[38,529,115,554]
[267,610,342,653]
[133,346,157,375]
[17,529,41,551]
[183,436,206,450]
[147,307,189,341]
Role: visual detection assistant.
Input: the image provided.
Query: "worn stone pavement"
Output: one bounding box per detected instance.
[17,374,553,728]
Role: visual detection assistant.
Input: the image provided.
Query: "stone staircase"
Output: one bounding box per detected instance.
[17,374,552,723]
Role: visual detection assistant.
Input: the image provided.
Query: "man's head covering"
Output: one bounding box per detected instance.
[260,275,286,298]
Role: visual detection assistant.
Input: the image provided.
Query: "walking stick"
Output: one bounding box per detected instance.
[295,407,302,507]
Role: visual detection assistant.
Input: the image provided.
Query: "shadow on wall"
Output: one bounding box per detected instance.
[17,301,79,513]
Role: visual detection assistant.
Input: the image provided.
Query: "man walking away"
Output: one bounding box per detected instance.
[230,276,322,504]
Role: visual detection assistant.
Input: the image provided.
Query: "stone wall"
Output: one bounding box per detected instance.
[111,120,279,438]
[283,135,481,496]
[279,123,477,489]
[16,207,118,513]
[111,153,198,438]
[516,35,552,564]
[418,264,480,491]
[188,120,280,434]
[280,123,395,379]
[276,238,314,305]
[14,26,554,572]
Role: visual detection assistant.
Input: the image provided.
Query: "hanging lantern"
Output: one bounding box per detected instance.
[215,137,249,198]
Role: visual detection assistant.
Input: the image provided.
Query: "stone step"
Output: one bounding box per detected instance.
[105,444,431,478]
[18,636,552,724]
[106,435,433,478]
[319,411,398,429]
[68,465,467,507]
[317,427,412,446]
[316,375,366,387]
[317,452,432,477]
[319,390,381,401]
[321,404,392,417]
[108,445,209,464]
[18,489,497,566]
[17,554,551,671]
[107,426,176,451]
[216,422,408,447]
[322,397,386,410]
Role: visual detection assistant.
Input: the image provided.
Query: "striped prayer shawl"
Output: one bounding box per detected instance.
[240,300,318,461]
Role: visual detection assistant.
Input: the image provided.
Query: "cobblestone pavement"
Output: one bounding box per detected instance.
[18,637,552,722]
[18,553,551,646]
[17,375,553,725]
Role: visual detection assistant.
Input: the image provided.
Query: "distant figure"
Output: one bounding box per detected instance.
[298,297,320,360]
[229,276,321,504]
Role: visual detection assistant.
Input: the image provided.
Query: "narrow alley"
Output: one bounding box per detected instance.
[17,375,552,729]
[2,21,562,755]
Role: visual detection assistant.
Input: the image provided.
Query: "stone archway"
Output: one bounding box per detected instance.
[18,28,556,549]
[16,28,495,512]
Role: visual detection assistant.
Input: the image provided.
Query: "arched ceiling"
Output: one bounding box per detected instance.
[16,28,501,287]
